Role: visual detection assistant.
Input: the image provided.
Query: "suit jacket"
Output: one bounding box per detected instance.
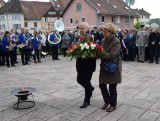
[136,30,147,46]
[127,33,136,48]
[1,36,9,52]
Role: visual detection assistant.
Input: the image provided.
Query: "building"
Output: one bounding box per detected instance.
[21,1,54,33]
[150,23,159,29]
[0,0,24,31]
[0,0,5,8]
[0,0,60,33]
[41,5,60,32]
[133,8,151,27]
[62,0,138,30]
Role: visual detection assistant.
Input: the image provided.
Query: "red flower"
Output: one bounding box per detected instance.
[79,35,85,41]
[87,42,91,45]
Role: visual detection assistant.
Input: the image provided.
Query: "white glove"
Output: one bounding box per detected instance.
[145,45,148,47]
[136,44,138,47]
[6,46,8,48]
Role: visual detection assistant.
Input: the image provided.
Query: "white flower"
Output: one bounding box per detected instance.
[81,46,85,50]
[85,45,90,49]
[84,43,88,47]
[90,44,96,49]
[80,44,83,47]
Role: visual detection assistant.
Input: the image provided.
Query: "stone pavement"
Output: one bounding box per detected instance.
[0,55,160,121]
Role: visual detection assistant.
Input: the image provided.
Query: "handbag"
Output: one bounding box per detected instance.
[104,62,117,73]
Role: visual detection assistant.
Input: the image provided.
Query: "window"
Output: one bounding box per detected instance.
[34,22,37,27]
[2,24,5,30]
[12,15,20,20]
[70,18,73,24]
[82,17,85,22]
[145,16,149,19]
[44,18,48,22]
[142,16,143,19]
[125,16,129,23]
[112,16,115,23]
[13,24,21,30]
[76,3,82,12]
[117,16,120,23]
[102,16,105,22]
[45,24,48,30]
[24,22,28,27]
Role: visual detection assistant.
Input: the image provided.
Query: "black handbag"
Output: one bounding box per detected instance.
[104,62,117,73]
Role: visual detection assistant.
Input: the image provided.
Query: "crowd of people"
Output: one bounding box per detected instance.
[0,24,160,68]
[116,25,160,64]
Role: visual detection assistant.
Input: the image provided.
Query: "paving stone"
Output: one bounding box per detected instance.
[66,104,99,117]
[81,109,108,121]
[114,104,146,117]
[57,111,84,121]
[28,106,62,120]
[0,56,160,121]
[100,112,124,121]
[11,114,34,121]
[139,110,160,121]
[47,116,70,121]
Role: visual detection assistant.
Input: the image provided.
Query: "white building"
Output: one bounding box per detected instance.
[133,8,151,27]
[0,0,24,31]
[0,0,52,33]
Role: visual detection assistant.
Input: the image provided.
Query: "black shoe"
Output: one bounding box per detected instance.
[149,61,153,63]
[156,61,159,64]
[141,61,144,63]
[101,103,109,110]
[25,63,30,65]
[38,60,42,63]
[7,65,10,68]
[80,102,90,108]
[22,63,25,65]
[15,61,19,63]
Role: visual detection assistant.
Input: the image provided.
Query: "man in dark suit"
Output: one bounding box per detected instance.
[127,29,136,61]
[148,29,160,64]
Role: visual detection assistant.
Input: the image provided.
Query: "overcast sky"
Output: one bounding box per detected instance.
[3,0,160,19]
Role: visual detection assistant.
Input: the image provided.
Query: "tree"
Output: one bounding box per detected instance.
[134,21,141,29]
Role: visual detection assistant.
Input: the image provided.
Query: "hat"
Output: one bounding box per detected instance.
[102,23,116,33]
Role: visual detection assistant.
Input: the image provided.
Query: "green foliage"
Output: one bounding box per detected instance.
[150,18,160,25]
[134,21,141,29]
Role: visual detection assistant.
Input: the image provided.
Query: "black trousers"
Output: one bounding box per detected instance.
[20,49,28,64]
[99,84,117,107]
[13,47,18,63]
[41,46,46,58]
[51,46,58,59]
[62,48,68,57]
[0,50,2,65]
[122,48,128,61]
[150,46,159,62]
[128,47,135,61]
[77,71,94,103]
[33,49,40,62]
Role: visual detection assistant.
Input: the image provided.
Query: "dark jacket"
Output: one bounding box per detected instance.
[99,34,122,84]
[76,58,96,72]
[127,33,136,48]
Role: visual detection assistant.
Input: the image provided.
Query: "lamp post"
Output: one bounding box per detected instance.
[125,0,135,29]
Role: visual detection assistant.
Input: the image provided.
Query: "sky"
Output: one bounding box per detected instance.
[3,0,160,19]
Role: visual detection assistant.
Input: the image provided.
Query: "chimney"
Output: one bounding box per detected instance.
[142,8,143,10]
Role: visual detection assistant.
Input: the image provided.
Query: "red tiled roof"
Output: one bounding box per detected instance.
[0,0,5,4]
[51,0,71,11]
[133,9,151,16]
[87,0,138,16]
[21,1,52,20]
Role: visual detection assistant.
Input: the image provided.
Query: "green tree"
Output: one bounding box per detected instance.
[134,21,141,29]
